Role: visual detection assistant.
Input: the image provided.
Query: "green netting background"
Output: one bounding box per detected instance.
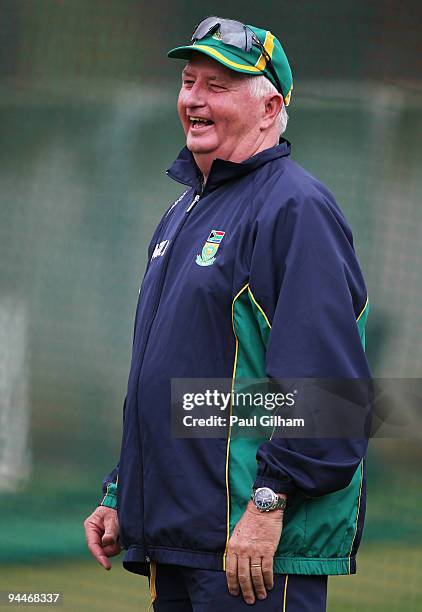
[0,1,421,610]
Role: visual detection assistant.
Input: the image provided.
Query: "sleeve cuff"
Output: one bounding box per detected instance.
[252,475,296,495]
[253,460,297,495]
[99,482,118,509]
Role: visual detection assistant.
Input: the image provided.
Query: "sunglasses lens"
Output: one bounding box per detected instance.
[192,17,252,52]
[218,20,249,51]
[191,16,220,42]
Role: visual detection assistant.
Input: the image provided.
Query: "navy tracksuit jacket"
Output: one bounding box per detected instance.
[100,138,371,578]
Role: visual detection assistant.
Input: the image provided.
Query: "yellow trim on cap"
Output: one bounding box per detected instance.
[192,44,263,73]
[255,31,275,71]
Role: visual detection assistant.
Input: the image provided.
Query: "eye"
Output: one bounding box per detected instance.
[183,79,194,87]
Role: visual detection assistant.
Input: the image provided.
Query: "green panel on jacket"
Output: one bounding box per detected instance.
[228,286,366,575]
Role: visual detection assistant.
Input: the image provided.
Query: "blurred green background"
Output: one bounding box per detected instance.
[0,1,421,610]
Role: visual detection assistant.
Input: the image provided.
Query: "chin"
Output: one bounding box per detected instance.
[186,139,216,155]
[185,128,218,151]
[187,144,212,154]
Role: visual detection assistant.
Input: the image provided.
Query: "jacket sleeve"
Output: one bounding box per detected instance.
[250,187,371,497]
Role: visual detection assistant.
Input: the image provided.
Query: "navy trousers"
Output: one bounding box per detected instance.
[148,562,327,611]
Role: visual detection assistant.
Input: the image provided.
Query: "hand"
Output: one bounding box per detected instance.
[225,500,284,605]
[84,506,122,570]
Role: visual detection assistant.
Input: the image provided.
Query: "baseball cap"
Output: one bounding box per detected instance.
[167,17,293,106]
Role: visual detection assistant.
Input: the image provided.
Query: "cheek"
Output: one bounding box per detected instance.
[217,100,259,136]
[177,95,189,130]
[177,94,184,116]
[177,89,188,111]
[237,99,260,125]
[223,112,252,137]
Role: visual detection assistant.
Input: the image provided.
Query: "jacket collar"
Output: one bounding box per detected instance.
[166,137,292,195]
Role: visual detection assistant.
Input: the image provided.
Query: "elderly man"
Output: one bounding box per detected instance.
[84,17,371,611]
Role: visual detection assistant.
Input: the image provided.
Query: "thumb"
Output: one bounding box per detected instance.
[102,531,116,546]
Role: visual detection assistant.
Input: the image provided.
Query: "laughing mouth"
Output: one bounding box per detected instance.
[189,116,214,128]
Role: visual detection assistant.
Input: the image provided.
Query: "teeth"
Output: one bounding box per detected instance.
[189,117,211,123]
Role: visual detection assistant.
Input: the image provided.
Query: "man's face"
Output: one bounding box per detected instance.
[177,53,264,163]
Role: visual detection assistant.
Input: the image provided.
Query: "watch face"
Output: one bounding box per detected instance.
[255,487,275,510]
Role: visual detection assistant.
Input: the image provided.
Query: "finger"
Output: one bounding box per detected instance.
[237,556,255,605]
[226,553,239,596]
[84,519,112,570]
[250,558,267,600]
[261,556,274,591]
[102,542,122,558]
[89,542,111,569]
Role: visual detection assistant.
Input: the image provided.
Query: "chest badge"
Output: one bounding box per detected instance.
[195,230,225,267]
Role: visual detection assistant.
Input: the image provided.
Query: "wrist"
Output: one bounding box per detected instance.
[246,499,284,517]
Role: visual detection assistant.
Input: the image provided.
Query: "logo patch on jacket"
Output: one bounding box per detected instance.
[195,230,225,267]
[152,240,170,260]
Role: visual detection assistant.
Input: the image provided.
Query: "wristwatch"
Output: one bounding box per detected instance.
[251,487,287,512]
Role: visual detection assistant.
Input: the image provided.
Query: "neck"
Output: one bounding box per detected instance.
[193,131,279,184]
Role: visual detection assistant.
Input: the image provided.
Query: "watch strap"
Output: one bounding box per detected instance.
[251,488,287,511]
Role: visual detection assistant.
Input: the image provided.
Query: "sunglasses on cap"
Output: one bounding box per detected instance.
[191,16,285,98]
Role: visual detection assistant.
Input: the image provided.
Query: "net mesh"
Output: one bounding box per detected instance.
[1,1,421,610]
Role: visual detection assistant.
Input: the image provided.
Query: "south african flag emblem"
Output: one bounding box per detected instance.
[196,230,225,266]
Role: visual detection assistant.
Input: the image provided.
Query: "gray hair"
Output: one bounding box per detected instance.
[246,75,288,136]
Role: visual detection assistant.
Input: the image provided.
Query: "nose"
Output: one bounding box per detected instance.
[181,81,207,110]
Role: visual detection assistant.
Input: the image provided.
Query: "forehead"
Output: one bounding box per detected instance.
[182,53,244,82]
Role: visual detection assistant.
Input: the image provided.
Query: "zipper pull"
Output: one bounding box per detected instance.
[186,194,200,213]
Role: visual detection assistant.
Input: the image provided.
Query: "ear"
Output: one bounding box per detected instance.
[261,93,283,130]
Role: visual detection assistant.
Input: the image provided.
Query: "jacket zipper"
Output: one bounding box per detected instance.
[128,188,201,560]
[135,191,201,562]
[186,194,200,212]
